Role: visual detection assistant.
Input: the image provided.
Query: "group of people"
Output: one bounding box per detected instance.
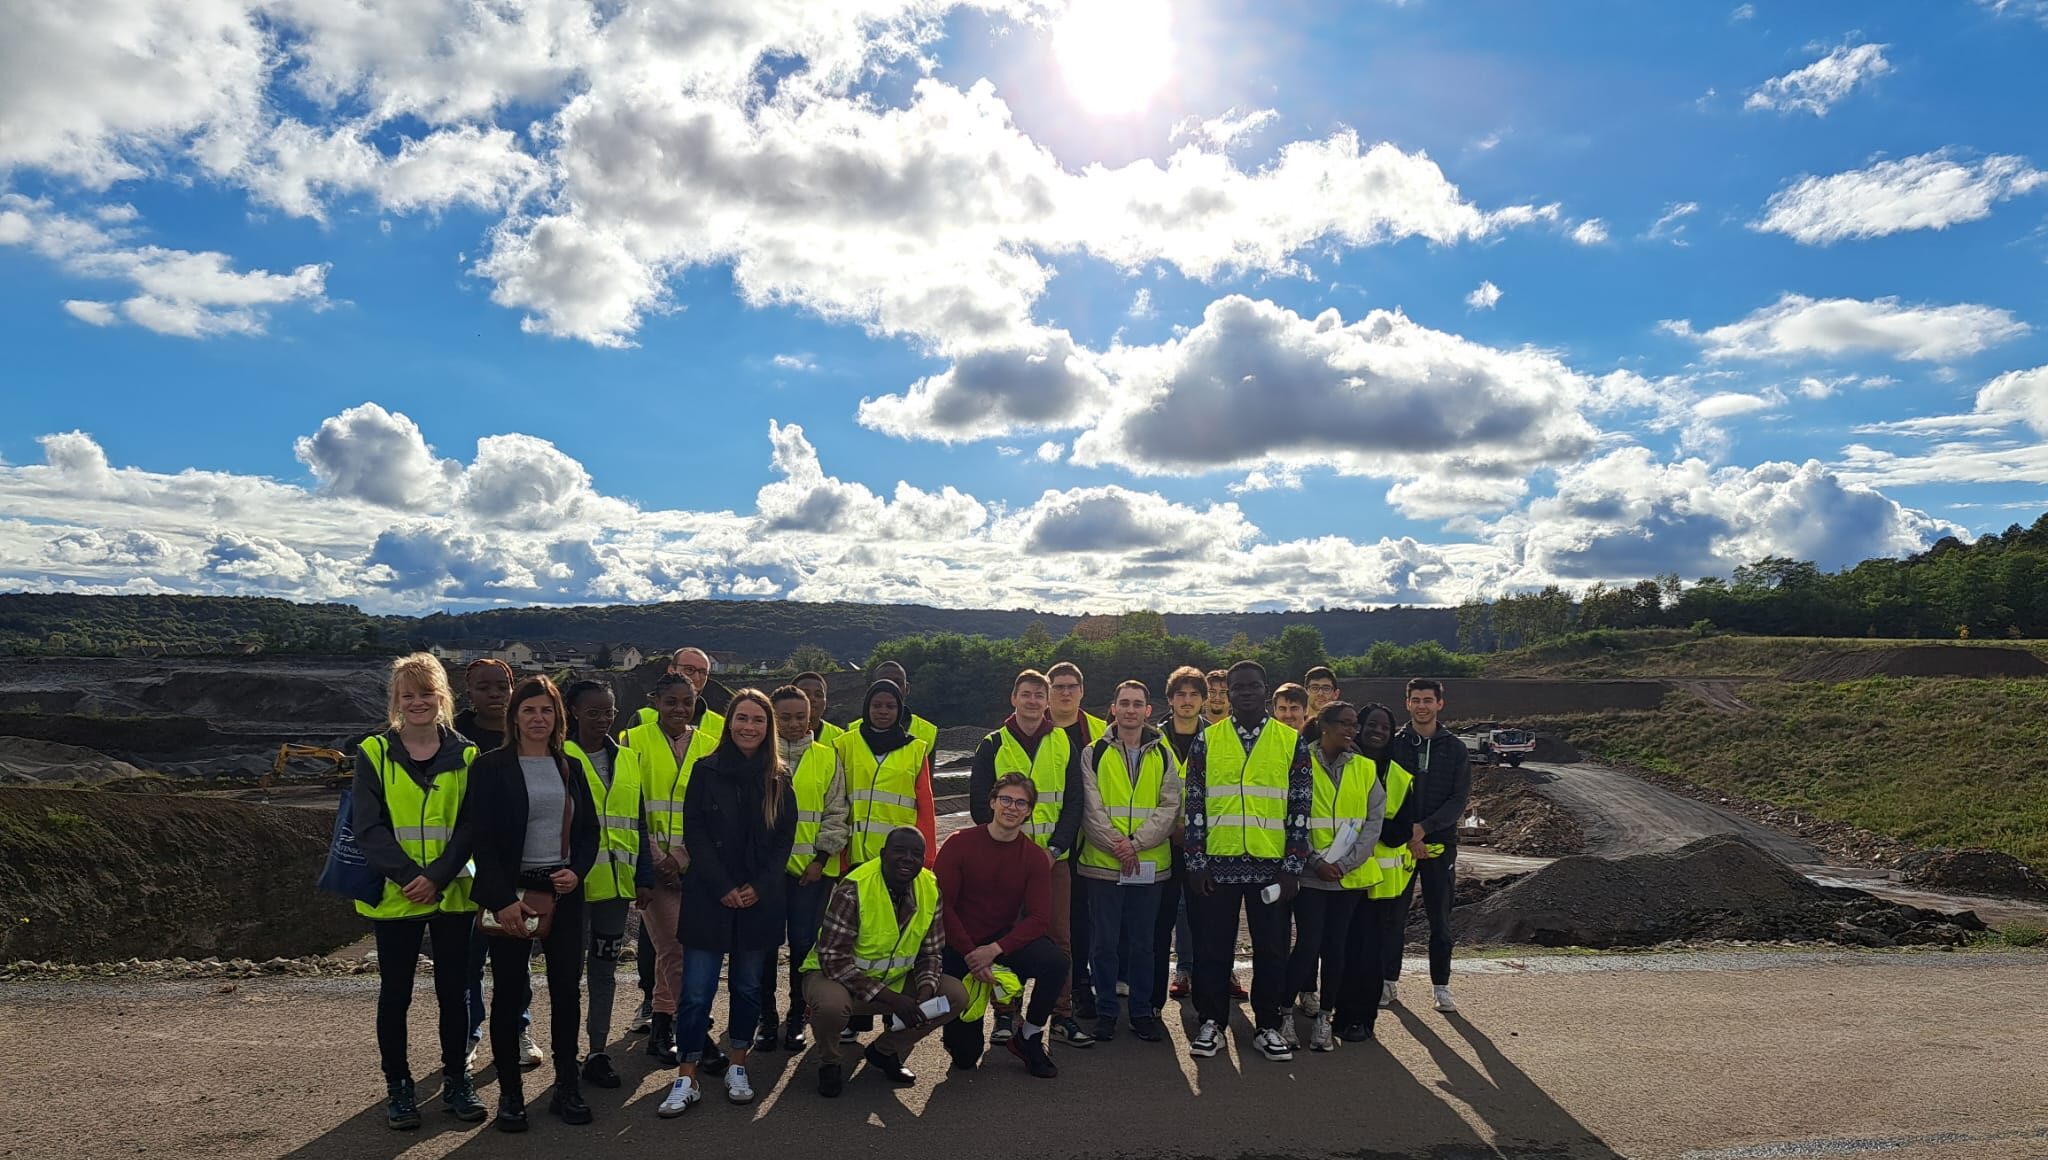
[350,646,1470,1134]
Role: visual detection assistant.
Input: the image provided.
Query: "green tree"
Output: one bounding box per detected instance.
[785,643,840,673]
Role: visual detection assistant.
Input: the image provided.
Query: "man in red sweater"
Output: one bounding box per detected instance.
[935,773,1067,1078]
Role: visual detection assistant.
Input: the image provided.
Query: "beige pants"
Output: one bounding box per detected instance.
[802,972,969,1073]
[643,882,684,1015]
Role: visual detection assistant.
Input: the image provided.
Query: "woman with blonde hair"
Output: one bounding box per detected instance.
[465,675,600,1133]
[351,652,487,1130]
[657,688,797,1116]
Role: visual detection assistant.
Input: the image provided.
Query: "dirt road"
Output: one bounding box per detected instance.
[1517,760,1821,863]
[3,950,2043,1160]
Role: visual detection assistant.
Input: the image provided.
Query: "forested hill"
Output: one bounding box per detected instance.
[0,593,1457,661]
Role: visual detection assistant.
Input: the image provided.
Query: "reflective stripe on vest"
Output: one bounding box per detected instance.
[354,734,478,920]
[1200,718,1297,859]
[798,859,939,992]
[626,704,725,750]
[787,742,841,876]
[1366,760,1418,900]
[992,726,1073,848]
[1308,750,1384,891]
[621,721,715,856]
[1078,738,1174,874]
[835,731,929,868]
[567,740,643,903]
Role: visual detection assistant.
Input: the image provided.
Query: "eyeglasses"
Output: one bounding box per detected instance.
[994,795,1033,811]
[677,665,708,677]
[1049,683,1081,694]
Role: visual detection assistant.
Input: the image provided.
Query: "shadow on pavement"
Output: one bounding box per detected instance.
[1395,1005,1626,1159]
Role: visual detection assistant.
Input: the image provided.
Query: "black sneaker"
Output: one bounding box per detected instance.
[863,1045,917,1085]
[548,1081,593,1125]
[1051,1016,1095,1048]
[580,1052,621,1089]
[989,1012,1014,1044]
[698,1038,731,1077]
[1006,1032,1059,1079]
[384,1077,421,1131]
[647,1013,678,1064]
[493,1095,528,1134]
[781,1012,808,1052]
[1337,1021,1374,1043]
[817,1062,845,1098]
[442,1072,487,1121]
[1128,1015,1164,1042]
[754,1022,780,1052]
[1075,994,1099,1021]
[1093,1016,1117,1043]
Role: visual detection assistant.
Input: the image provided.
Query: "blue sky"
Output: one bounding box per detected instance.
[3,0,2047,613]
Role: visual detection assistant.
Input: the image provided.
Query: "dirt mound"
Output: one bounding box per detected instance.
[1896,848,2048,900]
[136,668,386,725]
[1782,645,2047,682]
[1466,764,1583,857]
[0,737,147,785]
[1530,733,1580,763]
[0,787,359,962]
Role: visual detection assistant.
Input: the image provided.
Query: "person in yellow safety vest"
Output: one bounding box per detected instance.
[792,670,844,745]
[1284,700,1386,1053]
[351,652,487,1130]
[617,673,724,1070]
[561,679,655,1092]
[798,828,968,1098]
[844,661,935,859]
[1043,661,1107,1040]
[1336,702,1425,1044]
[1183,660,1314,1065]
[965,669,1084,1048]
[623,647,727,746]
[750,684,852,1055]
[1076,679,1181,1045]
[832,679,936,873]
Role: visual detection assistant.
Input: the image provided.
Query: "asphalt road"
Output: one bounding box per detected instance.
[3,951,2043,1160]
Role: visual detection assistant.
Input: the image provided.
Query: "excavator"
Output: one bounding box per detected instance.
[261,743,352,792]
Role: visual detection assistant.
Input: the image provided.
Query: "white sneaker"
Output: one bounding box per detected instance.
[517,1028,544,1068]
[1434,985,1459,1013]
[465,1037,481,1076]
[1279,1011,1300,1049]
[1188,1019,1222,1058]
[1309,1012,1336,1052]
[629,999,653,1033]
[1114,980,1130,997]
[1380,980,1398,1008]
[724,1065,755,1104]
[1253,1026,1293,1061]
[657,1076,700,1118]
[1295,989,1320,1017]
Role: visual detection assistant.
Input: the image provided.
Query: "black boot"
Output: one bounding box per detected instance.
[548,1077,593,1125]
[781,1004,809,1052]
[647,1013,678,1064]
[494,1077,527,1133]
[384,1076,420,1131]
[754,1000,780,1052]
[698,1035,731,1077]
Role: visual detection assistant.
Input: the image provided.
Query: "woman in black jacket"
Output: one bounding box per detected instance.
[465,675,599,1133]
[656,688,797,1117]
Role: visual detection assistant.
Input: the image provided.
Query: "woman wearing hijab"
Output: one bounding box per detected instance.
[831,680,935,875]
[657,689,798,1116]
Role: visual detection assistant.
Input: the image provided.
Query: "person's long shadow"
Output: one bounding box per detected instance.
[1395,1005,1626,1159]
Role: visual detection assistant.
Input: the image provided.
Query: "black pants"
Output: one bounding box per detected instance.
[1286,889,1362,1008]
[1337,894,1405,1032]
[754,872,830,1022]
[373,912,473,1083]
[940,936,1068,1066]
[1149,844,1199,1011]
[1069,862,1092,1010]
[1191,882,1289,1030]
[487,883,584,1100]
[636,913,654,1003]
[1417,845,1457,985]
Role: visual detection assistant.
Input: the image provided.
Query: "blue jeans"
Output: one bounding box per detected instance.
[1086,879,1161,1022]
[466,925,530,1041]
[677,947,769,1062]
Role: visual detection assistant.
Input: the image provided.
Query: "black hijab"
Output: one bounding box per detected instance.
[859,679,914,757]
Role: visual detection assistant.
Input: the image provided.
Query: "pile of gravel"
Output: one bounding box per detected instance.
[1896,848,2048,901]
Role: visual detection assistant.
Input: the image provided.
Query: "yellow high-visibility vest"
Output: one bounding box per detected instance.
[786,741,841,877]
[991,726,1073,848]
[799,859,938,992]
[1078,738,1174,875]
[566,740,642,902]
[834,730,929,867]
[1199,717,1296,859]
[626,704,725,748]
[354,734,478,919]
[1366,760,1417,900]
[621,720,716,857]
[1308,749,1385,891]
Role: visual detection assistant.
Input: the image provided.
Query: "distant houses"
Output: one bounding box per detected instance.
[426,640,646,671]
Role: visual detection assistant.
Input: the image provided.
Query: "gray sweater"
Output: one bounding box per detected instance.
[1299,746,1386,891]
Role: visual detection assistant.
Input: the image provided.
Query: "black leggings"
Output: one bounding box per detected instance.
[940,936,1069,1065]
[1286,889,1362,1008]
[487,885,585,1098]
[373,912,473,1083]
[1337,894,1406,1031]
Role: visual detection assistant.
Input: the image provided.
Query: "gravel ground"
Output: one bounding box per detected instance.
[2,949,2044,1160]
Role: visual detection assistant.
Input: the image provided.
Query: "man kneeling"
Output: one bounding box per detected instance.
[801,828,967,1097]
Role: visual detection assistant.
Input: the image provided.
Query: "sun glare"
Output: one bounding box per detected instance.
[1053,0,1173,114]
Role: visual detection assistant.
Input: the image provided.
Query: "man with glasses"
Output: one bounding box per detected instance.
[967,670,1083,1046]
[935,773,1067,1079]
[1303,668,1341,716]
[626,648,726,745]
[1044,662,1105,1041]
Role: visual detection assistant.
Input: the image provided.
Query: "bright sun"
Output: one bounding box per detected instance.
[1053,0,1173,114]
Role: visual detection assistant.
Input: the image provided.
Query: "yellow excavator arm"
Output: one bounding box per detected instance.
[262,743,353,791]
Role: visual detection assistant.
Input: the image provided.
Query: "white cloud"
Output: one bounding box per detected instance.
[1128,288,1156,320]
[1745,42,1891,116]
[243,121,546,221]
[63,300,117,326]
[1731,4,1756,21]
[1853,366,2048,440]
[1169,107,1278,151]
[1570,219,1610,245]
[1228,465,1304,494]
[1465,280,1502,311]
[1011,487,1254,560]
[858,330,1112,443]
[460,433,612,531]
[1385,476,1527,521]
[771,353,817,372]
[1692,390,1782,420]
[1647,201,1699,245]
[294,403,459,510]
[1034,441,1066,464]
[1978,0,2048,26]
[1755,151,2048,244]
[1663,293,2028,362]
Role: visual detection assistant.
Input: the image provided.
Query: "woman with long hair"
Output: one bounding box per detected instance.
[657,688,798,1116]
[465,675,600,1132]
[351,652,486,1130]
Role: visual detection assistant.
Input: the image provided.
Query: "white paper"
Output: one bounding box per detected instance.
[888,994,953,1030]
[1260,882,1282,904]
[1118,863,1158,886]
[1320,821,1362,864]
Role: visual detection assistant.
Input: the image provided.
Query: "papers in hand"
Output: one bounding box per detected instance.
[1118,863,1157,886]
[887,994,953,1030]
[1320,821,1362,864]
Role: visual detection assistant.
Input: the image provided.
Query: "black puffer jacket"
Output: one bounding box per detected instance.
[678,744,797,952]
[1390,724,1471,844]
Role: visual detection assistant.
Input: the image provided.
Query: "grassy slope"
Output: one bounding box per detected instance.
[1485,630,2048,679]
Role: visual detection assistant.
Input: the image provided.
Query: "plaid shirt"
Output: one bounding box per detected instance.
[813,873,947,1002]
